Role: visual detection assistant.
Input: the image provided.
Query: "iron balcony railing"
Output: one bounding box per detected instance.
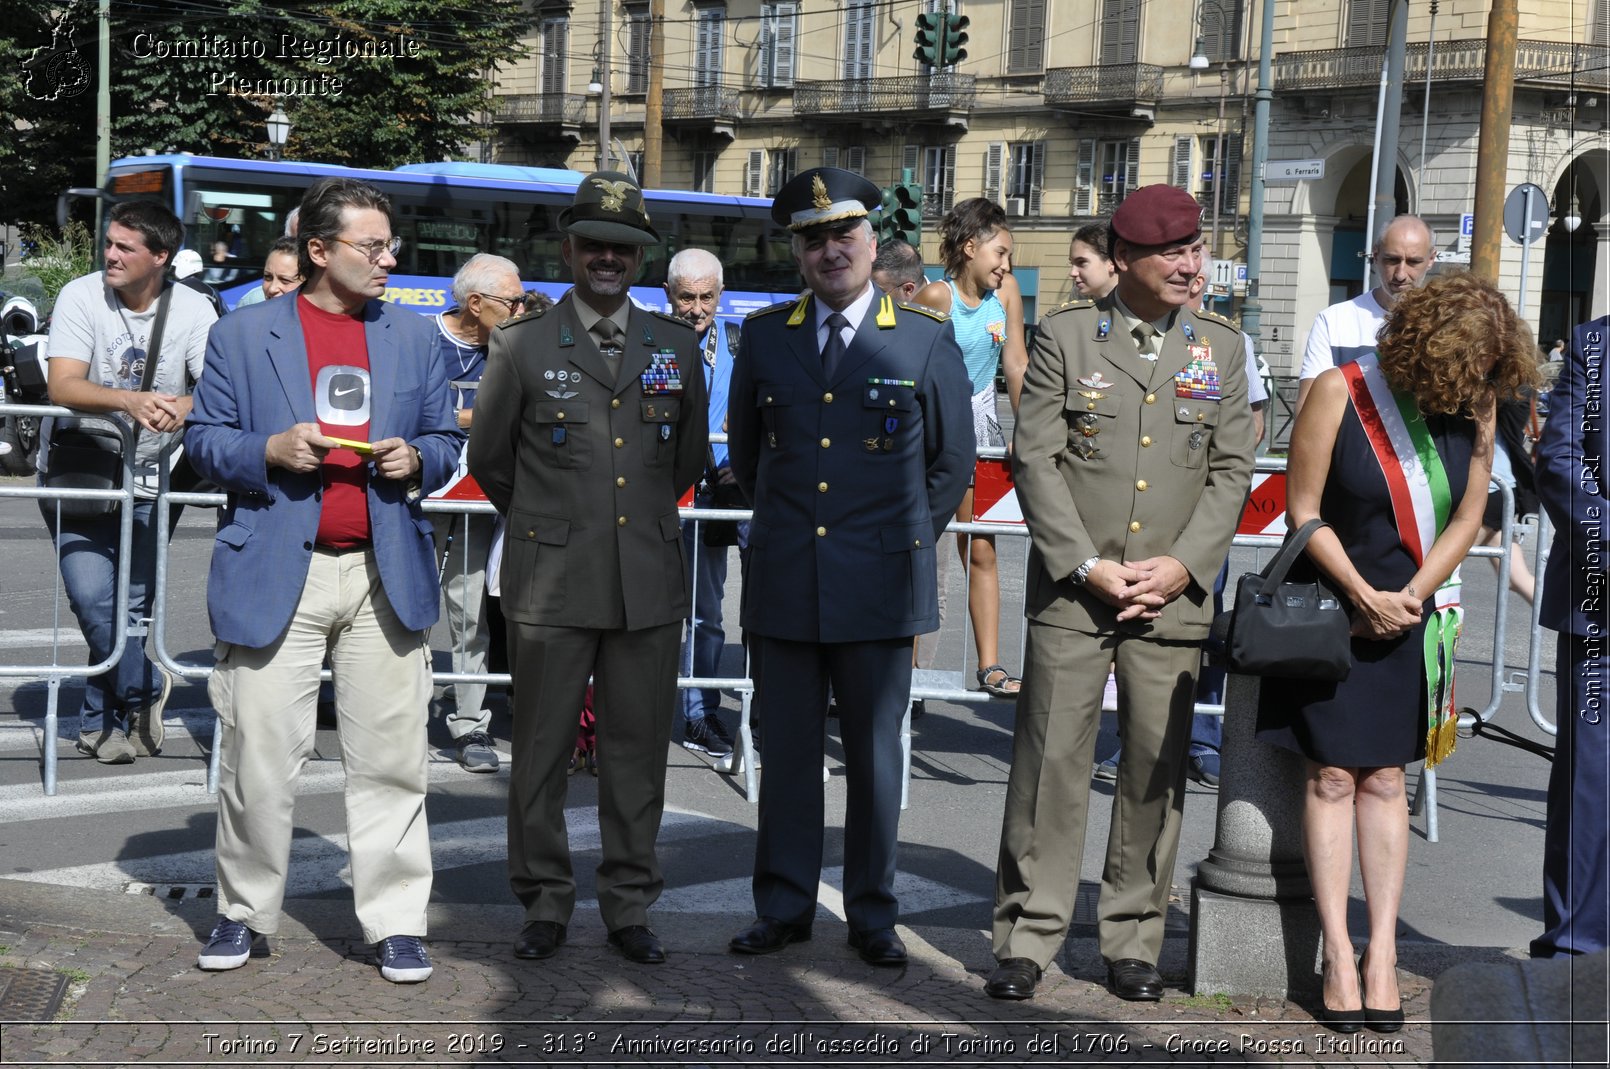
[1044,63,1164,105]
[792,74,976,116]
[494,93,588,125]
[1274,39,1609,92]
[663,85,741,122]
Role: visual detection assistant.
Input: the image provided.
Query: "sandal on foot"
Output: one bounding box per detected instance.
[977,665,1022,698]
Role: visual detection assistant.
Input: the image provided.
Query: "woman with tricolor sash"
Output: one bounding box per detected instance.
[1256,273,1542,1033]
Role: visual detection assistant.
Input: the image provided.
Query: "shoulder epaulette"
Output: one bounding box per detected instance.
[745,297,800,321]
[496,305,548,330]
[650,309,695,331]
[897,301,949,323]
[1046,298,1094,316]
[1193,307,1243,332]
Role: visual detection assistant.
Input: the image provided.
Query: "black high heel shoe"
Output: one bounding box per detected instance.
[1317,960,1364,1034]
[1360,949,1405,1033]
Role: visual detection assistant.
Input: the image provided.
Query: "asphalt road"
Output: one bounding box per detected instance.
[0,473,1561,959]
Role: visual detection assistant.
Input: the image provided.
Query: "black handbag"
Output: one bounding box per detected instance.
[1219,518,1352,682]
[44,423,125,517]
[44,284,174,517]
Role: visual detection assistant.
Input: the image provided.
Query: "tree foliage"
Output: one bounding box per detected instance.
[2,0,531,230]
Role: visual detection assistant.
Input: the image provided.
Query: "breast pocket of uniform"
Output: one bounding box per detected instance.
[531,400,592,470]
[861,384,916,456]
[1064,388,1120,462]
[756,385,794,450]
[640,398,680,467]
[1171,397,1218,469]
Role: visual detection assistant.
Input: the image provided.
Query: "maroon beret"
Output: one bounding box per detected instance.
[1110,184,1203,247]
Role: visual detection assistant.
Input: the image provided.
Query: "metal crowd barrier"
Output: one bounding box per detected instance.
[5,416,1547,828]
[0,402,141,796]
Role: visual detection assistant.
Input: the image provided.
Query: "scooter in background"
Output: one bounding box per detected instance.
[1,293,50,475]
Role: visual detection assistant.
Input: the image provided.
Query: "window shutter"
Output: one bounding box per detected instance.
[844,146,866,174]
[541,19,568,95]
[1171,136,1193,189]
[823,147,840,168]
[745,150,764,197]
[1074,138,1095,214]
[1100,0,1140,65]
[984,142,1005,202]
[844,2,874,79]
[901,143,921,184]
[1219,133,1243,216]
[941,146,956,214]
[1125,138,1141,195]
[697,10,725,87]
[1028,141,1045,214]
[1007,0,1046,73]
[774,4,796,85]
[1346,0,1390,49]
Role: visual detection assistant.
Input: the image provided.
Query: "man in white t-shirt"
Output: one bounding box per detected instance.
[1294,215,1437,414]
[43,201,217,763]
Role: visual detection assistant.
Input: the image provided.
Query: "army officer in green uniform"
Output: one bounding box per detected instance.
[468,173,706,967]
[986,185,1256,1002]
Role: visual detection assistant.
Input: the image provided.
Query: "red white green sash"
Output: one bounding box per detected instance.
[1341,353,1462,766]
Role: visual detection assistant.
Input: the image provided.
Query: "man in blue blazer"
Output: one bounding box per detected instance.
[185,178,464,983]
[1534,314,1609,959]
[726,168,974,966]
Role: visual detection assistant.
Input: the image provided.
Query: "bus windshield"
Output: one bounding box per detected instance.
[93,156,799,318]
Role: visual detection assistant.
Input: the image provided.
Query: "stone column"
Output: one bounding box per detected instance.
[1187,671,1322,999]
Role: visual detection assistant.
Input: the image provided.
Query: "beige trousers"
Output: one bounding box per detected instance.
[210,548,433,943]
[993,620,1200,967]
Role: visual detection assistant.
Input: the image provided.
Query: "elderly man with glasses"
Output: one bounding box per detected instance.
[432,253,528,772]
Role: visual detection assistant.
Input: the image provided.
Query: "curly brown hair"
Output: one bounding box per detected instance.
[937,197,1009,278]
[1375,272,1543,416]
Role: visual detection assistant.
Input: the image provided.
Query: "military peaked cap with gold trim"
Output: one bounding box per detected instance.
[770,167,881,232]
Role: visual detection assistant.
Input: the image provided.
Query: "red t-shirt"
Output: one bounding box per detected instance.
[298,295,372,548]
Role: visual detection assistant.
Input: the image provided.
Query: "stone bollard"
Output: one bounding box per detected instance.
[1188,671,1323,999]
[1431,950,1608,1066]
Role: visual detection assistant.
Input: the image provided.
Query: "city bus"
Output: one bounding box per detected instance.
[77,154,799,319]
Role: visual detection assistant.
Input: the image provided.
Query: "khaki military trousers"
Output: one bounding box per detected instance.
[210,548,434,944]
[992,619,1201,968]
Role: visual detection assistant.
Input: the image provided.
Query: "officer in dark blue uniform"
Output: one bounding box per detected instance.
[726,167,974,966]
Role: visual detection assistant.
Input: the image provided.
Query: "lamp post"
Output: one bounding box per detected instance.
[265,104,291,162]
[1190,1,1236,297]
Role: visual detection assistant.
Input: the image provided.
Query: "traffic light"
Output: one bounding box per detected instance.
[876,180,923,247]
[942,13,969,65]
[913,11,941,67]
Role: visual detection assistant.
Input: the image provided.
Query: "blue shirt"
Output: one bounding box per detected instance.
[701,318,737,468]
[434,310,487,411]
[946,280,1007,394]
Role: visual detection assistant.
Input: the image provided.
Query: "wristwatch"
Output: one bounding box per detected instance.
[1070,555,1101,586]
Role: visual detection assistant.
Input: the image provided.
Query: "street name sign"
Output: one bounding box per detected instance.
[1264,159,1325,182]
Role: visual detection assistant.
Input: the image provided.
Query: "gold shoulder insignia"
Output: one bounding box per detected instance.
[496,305,549,330]
[897,301,948,323]
[1046,298,1094,316]
[745,296,802,322]
[1194,307,1243,332]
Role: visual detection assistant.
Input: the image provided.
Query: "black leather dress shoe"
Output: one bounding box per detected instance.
[513,920,565,960]
[608,925,666,964]
[984,958,1042,1000]
[1106,958,1164,1001]
[729,917,812,955]
[848,927,907,966]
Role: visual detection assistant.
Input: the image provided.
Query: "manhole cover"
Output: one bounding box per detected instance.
[0,967,69,1022]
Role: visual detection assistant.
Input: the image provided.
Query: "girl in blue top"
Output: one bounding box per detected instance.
[914,198,1026,698]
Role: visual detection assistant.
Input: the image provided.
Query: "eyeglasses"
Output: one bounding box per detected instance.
[475,292,527,313]
[330,236,403,263]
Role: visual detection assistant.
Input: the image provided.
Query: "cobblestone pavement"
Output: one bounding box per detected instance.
[0,876,1516,1067]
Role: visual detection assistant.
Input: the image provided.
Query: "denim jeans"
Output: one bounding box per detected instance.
[678,489,747,725]
[41,497,163,731]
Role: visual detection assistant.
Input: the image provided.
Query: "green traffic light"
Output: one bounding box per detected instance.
[942,14,969,65]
